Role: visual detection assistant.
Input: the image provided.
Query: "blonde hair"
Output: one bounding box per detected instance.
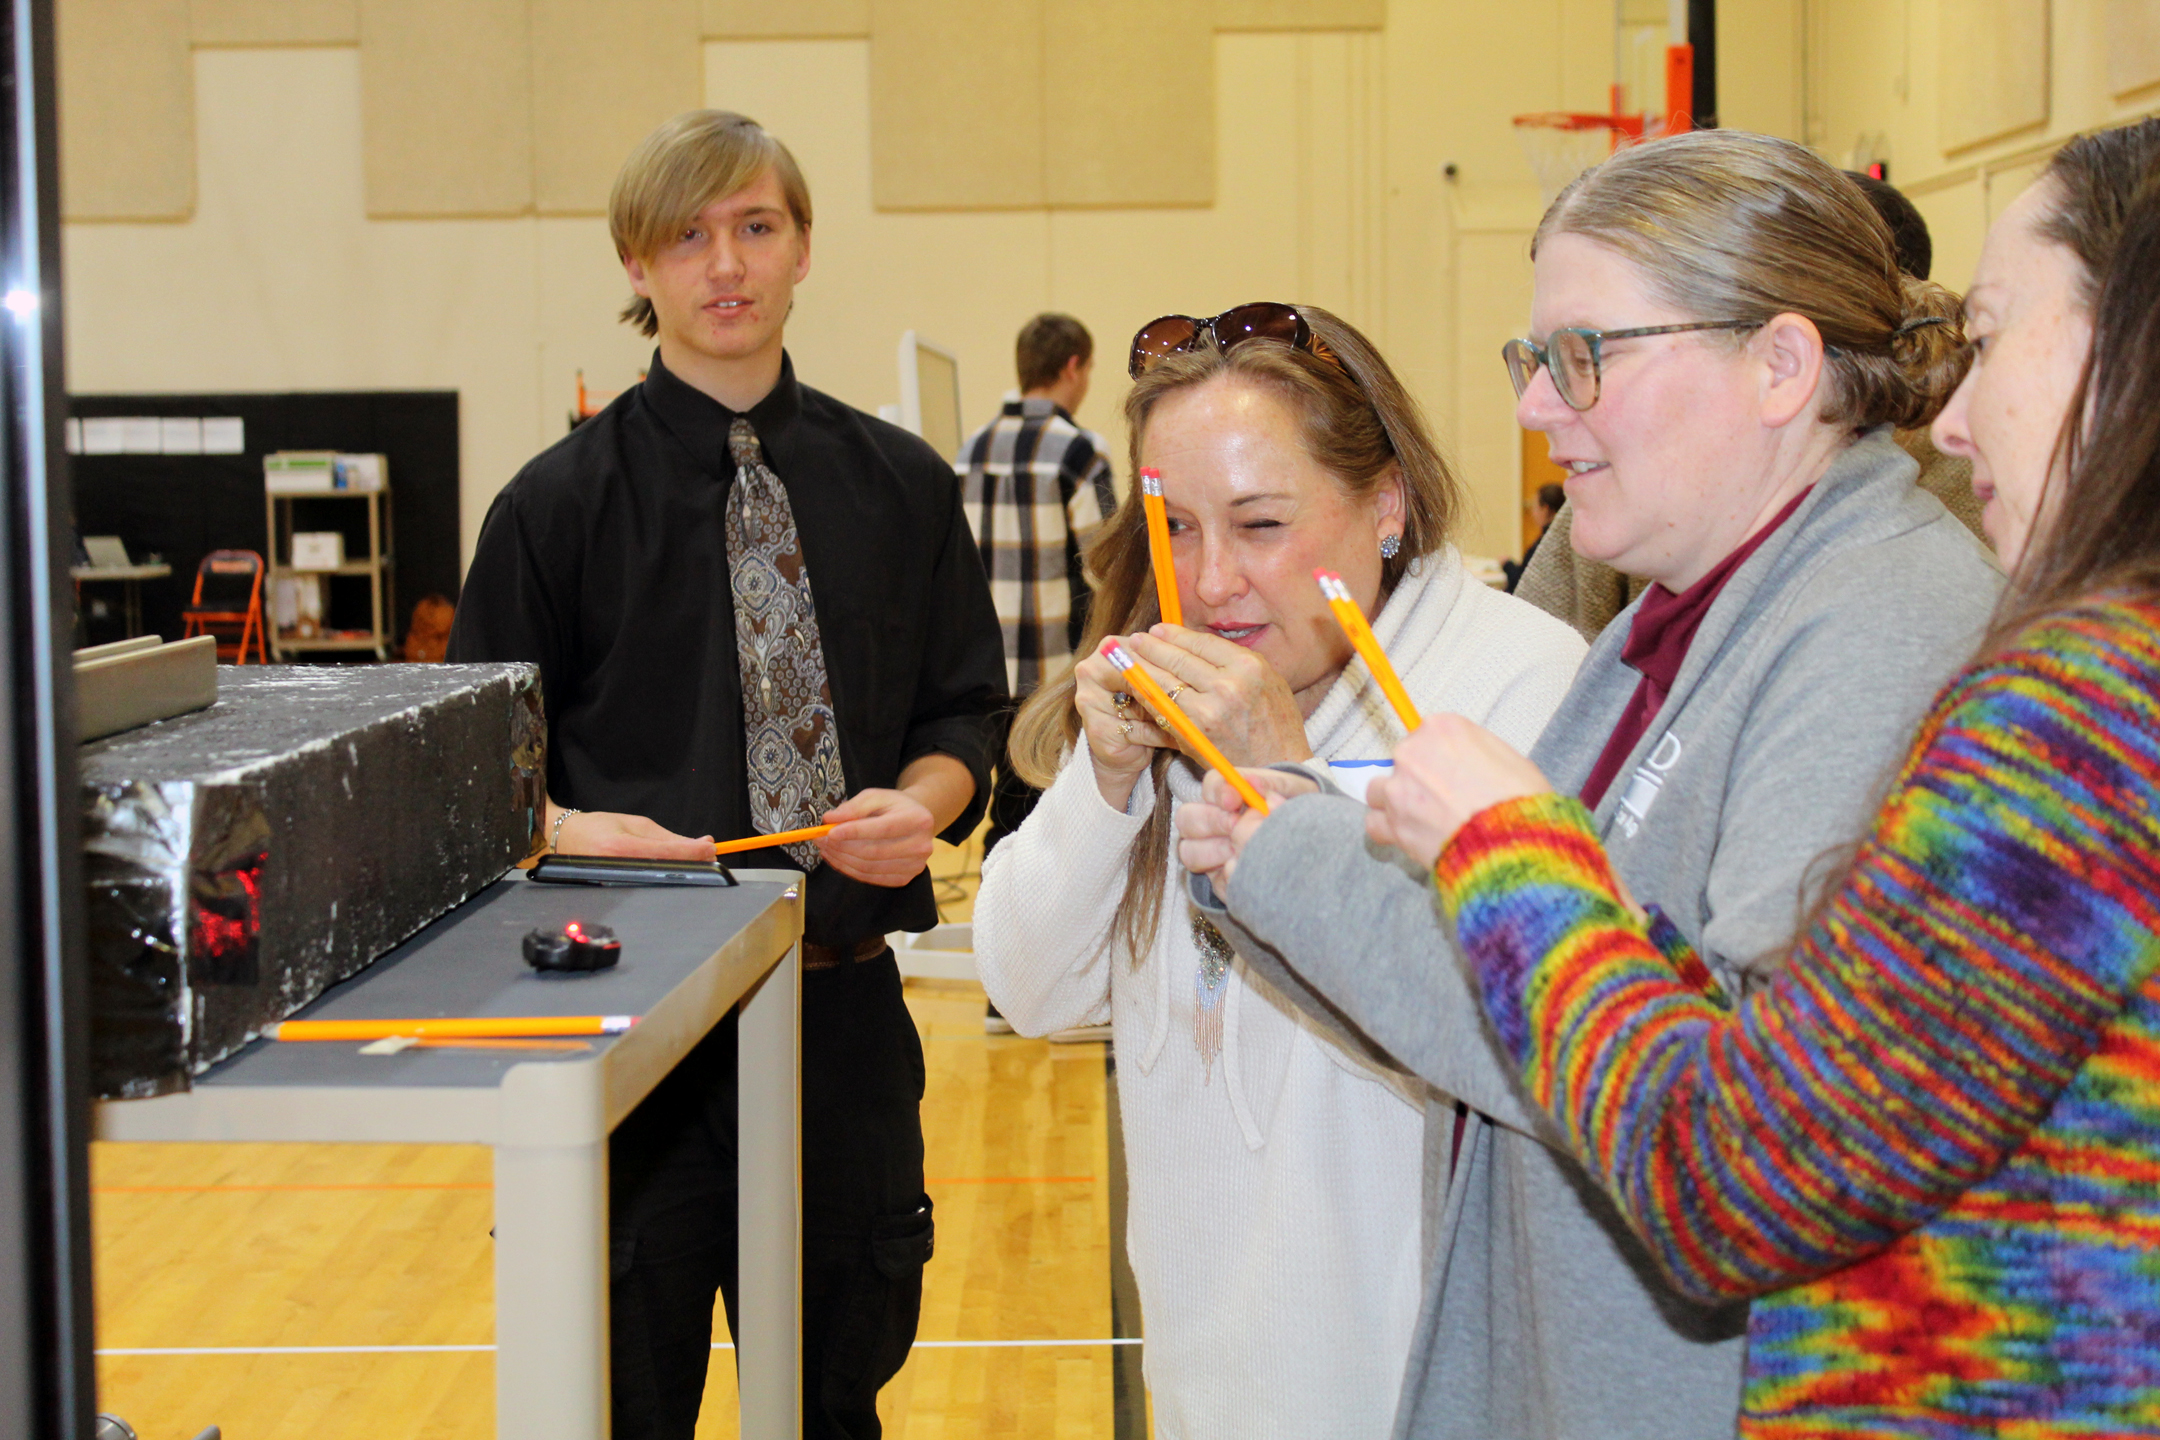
[1537,130,1967,432]
[1008,305,1461,965]
[609,110,812,337]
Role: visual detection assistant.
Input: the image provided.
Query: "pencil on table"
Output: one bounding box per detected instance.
[1315,570,1421,732]
[715,822,835,856]
[1139,469,1182,627]
[1101,640,1269,815]
[270,1015,637,1042]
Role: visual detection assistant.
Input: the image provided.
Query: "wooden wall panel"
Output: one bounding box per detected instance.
[59,0,194,221]
[359,0,532,216]
[2109,0,2160,97]
[1938,0,2049,153]
[1216,0,1385,30]
[190,0,358,46]
[1045,0,1213,207]
[531,0,704,214]
[703,0,868,37]
[870,0,1044,209]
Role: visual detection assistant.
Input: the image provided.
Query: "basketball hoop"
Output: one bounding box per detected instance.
[1512,111,1645,204]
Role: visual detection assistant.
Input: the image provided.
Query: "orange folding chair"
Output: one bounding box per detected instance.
[181,549,267,664]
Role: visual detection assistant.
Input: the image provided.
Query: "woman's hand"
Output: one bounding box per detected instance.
[552,806,715,861]
[1074,643,1177,810]
[1365,714,1552,871]
[1126,625,1314,768]
[1175,766,1321,900]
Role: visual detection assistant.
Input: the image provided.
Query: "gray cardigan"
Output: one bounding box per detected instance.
[1202,430,2005,1440]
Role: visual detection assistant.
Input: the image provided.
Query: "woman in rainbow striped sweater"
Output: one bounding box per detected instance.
[1354,125,2160,1434]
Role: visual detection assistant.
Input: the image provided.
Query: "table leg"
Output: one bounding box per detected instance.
[123,578,142,638]
[494,1137,610,1439]
[737,942,801,1439]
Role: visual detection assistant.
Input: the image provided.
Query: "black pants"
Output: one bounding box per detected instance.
[982,753,1041,856]
[607,951,932,1440]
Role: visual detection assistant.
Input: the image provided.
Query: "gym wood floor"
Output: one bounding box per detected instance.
[91,840,1130,1438]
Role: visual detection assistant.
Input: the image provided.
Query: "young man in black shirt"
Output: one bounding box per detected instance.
[447,111,1006,1440]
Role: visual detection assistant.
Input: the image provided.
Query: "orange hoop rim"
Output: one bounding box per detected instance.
[1512,111,1646,137]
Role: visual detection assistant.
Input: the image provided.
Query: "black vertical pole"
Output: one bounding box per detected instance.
[0,0,94,1432]
[1688,0,1717,128]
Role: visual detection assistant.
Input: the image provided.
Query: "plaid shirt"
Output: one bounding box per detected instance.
[956,397,1116,695]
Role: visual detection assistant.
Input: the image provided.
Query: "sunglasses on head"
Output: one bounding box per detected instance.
[1128,302,1333,379]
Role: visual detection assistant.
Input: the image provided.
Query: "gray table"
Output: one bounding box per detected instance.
[94,869,807,1440]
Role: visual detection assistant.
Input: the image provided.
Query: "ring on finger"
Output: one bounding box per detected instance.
[1165,683,1188,704]
[1113,690,1133,713]
[1118,719,1134,741]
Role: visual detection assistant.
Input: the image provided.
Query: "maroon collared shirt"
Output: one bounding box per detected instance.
[1578,487,1815,810]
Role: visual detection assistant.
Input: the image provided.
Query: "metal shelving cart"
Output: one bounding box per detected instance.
[263,451,394,662]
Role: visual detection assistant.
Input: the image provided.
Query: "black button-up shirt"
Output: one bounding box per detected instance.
[448,351,1007,947]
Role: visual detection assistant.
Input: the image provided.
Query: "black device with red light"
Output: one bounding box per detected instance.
[522,921,624,974]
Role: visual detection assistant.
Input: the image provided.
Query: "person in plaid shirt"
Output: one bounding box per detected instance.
[958,313,1116,1031]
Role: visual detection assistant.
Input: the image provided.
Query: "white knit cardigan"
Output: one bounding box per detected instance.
[974,548,1585,1440]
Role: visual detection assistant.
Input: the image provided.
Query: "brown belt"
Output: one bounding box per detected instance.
[801,935,890,971]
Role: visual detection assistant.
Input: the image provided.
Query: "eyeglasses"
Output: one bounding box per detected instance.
[1129,302,1331,379]
[1501,321,1760,411]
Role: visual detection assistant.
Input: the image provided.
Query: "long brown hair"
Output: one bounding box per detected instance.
[1539,130,1968,432]
[1792,122,2160,952]
[1990,118,2160,647]
[1008,305,1462,965]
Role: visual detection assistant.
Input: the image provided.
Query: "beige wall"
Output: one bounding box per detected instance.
[69,5,1653,569]
[78,0,2150,577]
[1805,0,2160,296]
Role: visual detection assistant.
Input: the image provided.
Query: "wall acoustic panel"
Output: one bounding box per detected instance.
[359,0,533,216]
[1045,0,1213,207]
[1939,0,2049,153]
[58,0,194,221]
[533,0,704,214]
[704,0,868,37]
[1215,0,1385,29]
[2110,0,2160,97]
[870,0,1044,209]
[190,0,358,46]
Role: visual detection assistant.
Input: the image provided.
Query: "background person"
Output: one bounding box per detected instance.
[1501,481,1563,591]
[1175,131,2003,1440]
[956,312,1117,1034]
[973,305,1584,1439]
[447,111,1006,1440]
[1372,119,2160,1439]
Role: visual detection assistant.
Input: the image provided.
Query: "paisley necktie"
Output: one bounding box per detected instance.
[726,417,846,869]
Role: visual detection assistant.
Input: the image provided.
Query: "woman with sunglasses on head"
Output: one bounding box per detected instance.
[1299,118,2160,1440]
[971,304,1585,1439]
[1174,131,2006,1440]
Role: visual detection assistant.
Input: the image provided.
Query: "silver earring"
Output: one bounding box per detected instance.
[1379,533,1401,560]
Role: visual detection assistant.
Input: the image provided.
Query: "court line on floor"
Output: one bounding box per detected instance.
[93,1183,491,1194]
[97,1339,1142,1357]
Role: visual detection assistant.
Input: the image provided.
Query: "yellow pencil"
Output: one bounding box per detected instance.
[1101,640,1269,814]
[715,822,835,856]
[1138,469,1182,627]
[1315,570,1421,732]
[270,1015,637,1042]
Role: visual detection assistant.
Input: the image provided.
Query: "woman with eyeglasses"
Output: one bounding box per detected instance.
[970,304,1585,1438]
[1216,118,2160,1440]
[1172,131,2007,1439]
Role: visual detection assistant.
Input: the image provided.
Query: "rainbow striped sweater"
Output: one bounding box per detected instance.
[1432,597,2160,1438]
